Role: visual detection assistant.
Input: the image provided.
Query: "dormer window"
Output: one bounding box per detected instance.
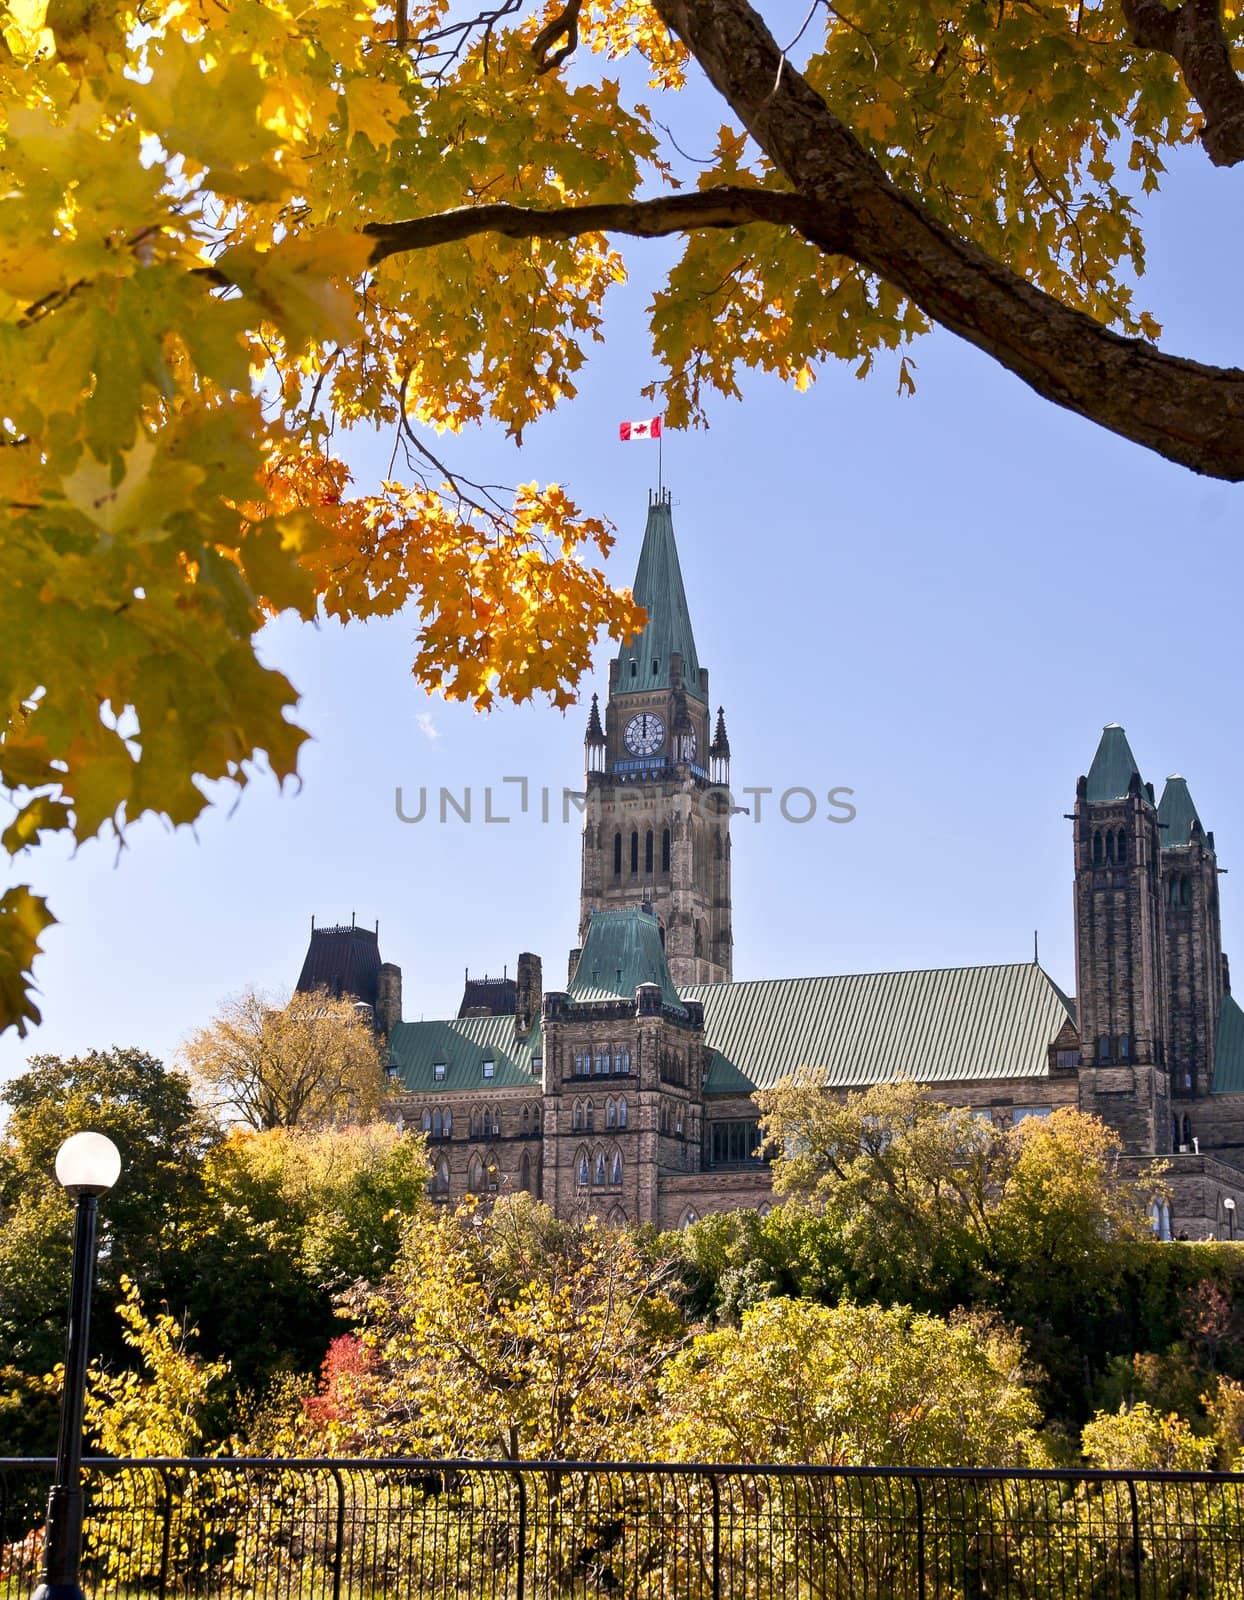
[630,659,637,678]
[652,658,659,674]
[434,1062,447,1081]
[482,1059,495,1079]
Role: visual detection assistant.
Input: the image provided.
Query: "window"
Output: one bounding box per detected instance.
[573,1048,589,1076]
[645,830,654,873]
[662,828,671,872]
[618,1096,629,1129]
[1012,1106,1053,1123]
[490,1107,500,1136]
[444,1110,453,1137]
[434,1157,450,1196]
[470,1108,481,1138]
[1092,831,1104,865]
[1117,832,1128,865]
[630,831,639,873]
[572,1102,583,1131]
[578,1153,589,1186]
[482,1059,495,1079]
[595,1047,610,1074]
[606,1097,616,1129]
[1182,877,1193,907]
[652,658,660,675]
[434,1062,447,1082]
[630,659,637,678]
[1098,1035,1112,1064]
[532,1055,543,1075]
[611,1150,623,1184]
[1056,1049,1080,1070]
[520,1151,532,1193]
[615,1046,631,1074]
[613,832,622,877]
[594,1152,606,1186]
[680,1208,699,1229]
[422,1110,432,1133]
[585,1101,595,1132]
[709,1120,763,1166]
[521,1105,530,1135]
[1118,1034,1131,1061]
[468,1154,484,1192]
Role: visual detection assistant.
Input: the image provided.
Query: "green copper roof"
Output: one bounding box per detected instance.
[1158,775,1204,850]
[684,962,1075,1094]
[388,1014,542,1093]
[570,908,686,1013]
[1212,994,1244,1094]
[1085,723,1145,803]
[620,496,703,699]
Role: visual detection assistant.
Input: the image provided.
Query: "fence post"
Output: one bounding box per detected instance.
[708,1472,721,1600]
[1127,1477,1143,1600]
[329,1466,346,1600]
[510,1468,527,1600]
[156,1466,174,1600]
[913,1475,927,1600]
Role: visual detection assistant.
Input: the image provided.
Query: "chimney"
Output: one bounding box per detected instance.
[376,963,403,1036]
[567,946,582,986]
[515,951,542,1039]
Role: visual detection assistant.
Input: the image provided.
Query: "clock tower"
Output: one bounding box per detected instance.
[578,491,733,986]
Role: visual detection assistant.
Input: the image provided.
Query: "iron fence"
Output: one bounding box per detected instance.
[3,1456,1244,1598]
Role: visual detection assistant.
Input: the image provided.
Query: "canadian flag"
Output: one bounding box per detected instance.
[619,416,662,441]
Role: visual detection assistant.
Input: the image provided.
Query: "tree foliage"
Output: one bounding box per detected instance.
[4,0,1244,1032]
[183,987,387,1129]
[304,1194,685,1459]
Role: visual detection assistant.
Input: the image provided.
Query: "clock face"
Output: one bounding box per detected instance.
[624,711,666,756]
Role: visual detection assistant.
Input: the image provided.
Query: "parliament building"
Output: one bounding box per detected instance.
[295,493,1244,1238]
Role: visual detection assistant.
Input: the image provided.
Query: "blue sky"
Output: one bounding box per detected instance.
[2,76,1243,1085]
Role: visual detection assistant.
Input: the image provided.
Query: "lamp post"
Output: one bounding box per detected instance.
[32,1132,122,1600]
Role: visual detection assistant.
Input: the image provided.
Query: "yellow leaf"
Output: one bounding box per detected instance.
[344,77,408,152]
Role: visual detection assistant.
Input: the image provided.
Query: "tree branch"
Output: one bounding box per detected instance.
[1123,0,1244,167]
[651,0,1244,480]
[361,187,824,263]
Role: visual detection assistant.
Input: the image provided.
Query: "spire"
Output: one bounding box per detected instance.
[621,494,702,697]
[1085,723,1147,804]
[1158,774,1207,849]
[710,706,731,759]
[584,692,605,773]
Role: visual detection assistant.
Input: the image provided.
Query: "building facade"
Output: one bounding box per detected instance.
[296,494,1244,1237]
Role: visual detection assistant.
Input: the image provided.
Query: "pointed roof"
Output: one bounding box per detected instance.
[1085,723,1146,803]
[569,907,685,1012]
[711,706,730,758]
[584,693,605,745]
[1158,775,1205,850]
[621,494,703,699]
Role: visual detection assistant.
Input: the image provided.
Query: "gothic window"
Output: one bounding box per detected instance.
[491,1106,501,1136]
[595,1046,610,1074]
[615,1046,631,1074]
[585,1101,595,1132]
[710,1120,763,1166]
[680,1208,699,1229]
[606,1097,616,1129]
[1105,832,1115,863]
[468,1153,484,1192]
[433,1109,443,1138]
[662,828,671,872]
[470,1108,480,1138]
[520,1152,532,1192]
[573,1048,588,1076]
[1116,832,1128,865]
[1182,877,1192,907]
[1182,1115,1192,1147]
[434,1157,450,1196]
[577,1151,589,1186]
[630,831,639,873]
[422,1110,432,1133]
[521,1105,530,1135]
[618,1096,629,1129]
[1173,1115,1181,1149]
[572,1101,583,1132]
[645,830,654,873]
[594,1152,606,1186]
[607,1205,628,1227]
[1093,832,1104,865]
[613,832,622,877]
[444,1110,453,1137]
[611,1149,623,1185]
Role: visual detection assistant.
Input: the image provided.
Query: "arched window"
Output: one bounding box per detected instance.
[615,1046,631,1074]
[468,1153,484,1192]
[1105,832,1115,863]
[607,1205,628,1227]
[491,1106,500,1136]
[585,1101,595,1132]
[437,1157,451,1195]
[1161,1200,1172,1241]
[680,1207,699,1229]
[1116,831,1128,865]
[618,1096,629,1129]
[422,1109,432,1133]
[645,829,654,873]
[521,1105,530,1135]
[630,830,639,873]
[662,828,671,872]
[606,1097,616,1129]
[594,1152,606,1186]
[1098,1035,1112,1063]
[1182,1115,1192,1147]
[613,831,622,877]
[433,1109,443,1138]
[444,1110,453,1137]
[611,1149,623,1185]
[469,1108,480,1138]
[572,1101,583,1131]
[1093,831,1104,865]
[577,1151,589,1186]
[520,1151,532,1193]
[595,1046,609,1074]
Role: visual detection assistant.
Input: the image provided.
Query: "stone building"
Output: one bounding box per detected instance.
[295,493,1244,1238]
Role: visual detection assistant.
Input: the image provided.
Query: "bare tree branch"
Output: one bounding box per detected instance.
[362,186,822,263]
[1123,0,1244,167]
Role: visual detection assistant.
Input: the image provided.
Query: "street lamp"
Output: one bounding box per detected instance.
[32,1132,122,1600]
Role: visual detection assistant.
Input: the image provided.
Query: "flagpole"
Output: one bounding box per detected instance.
[658,428,663,499]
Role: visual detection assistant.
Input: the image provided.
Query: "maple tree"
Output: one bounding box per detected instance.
[3,0,1241,1034]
